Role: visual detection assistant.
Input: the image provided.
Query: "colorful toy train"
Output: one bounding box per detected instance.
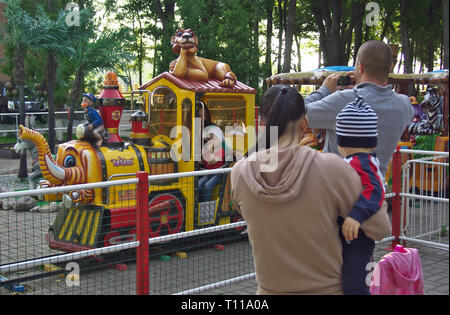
[19,70,255,252]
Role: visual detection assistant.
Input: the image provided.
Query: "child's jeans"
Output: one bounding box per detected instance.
[338,217,375,295]
[198,174,222,202]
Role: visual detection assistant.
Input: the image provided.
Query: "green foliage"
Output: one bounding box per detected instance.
[0,0,135,108]
[2,0,447,108]
[413,135,437,152]
[175,0,264,89]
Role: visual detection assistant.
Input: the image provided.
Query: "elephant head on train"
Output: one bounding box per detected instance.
[18,125,102,206]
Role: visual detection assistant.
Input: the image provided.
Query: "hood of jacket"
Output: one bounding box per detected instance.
[388,248,423,288]
[240,145,318,204]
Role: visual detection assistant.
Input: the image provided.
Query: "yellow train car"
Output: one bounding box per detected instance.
[20,71,256,252]
[137,72,256,237]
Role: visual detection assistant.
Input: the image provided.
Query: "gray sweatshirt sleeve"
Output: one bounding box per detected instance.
[304,86,332,104]
[403,95,415,125]
[304,87,352,130]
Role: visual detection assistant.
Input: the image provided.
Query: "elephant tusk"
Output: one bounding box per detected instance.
[45,154,66,181]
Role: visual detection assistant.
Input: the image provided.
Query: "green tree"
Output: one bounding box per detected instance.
[282,0,296,73]
[176,0,264,90]
[218,0,263,89]
[153,0,177,75]
[309,0,366,66]
[177,0,223,60]
[64,8,134,141]
[263,0,274,79]
[112,0,152,85]
[33,6,75,154]
[293,1,318,71]
[444,0,449,69]
[0,0,72,175]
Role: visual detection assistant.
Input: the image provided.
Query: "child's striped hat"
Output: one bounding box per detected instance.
[336,96,378,148]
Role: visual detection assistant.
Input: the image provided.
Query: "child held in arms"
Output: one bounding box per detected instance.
[336,94,386,295]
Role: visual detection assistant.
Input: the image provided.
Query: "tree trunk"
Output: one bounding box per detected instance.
[282,0,296,73]
[311,0,364,66]
[154,0,176,73]
[46,52,58,155]
[17,83,28,179]
[318,42,322,68]
[277,0,284,74]
[400,0,416,95]
[138,19,144,87]
[353,15,363,66]
[427,1,436,72]
[397,51,403,73]
[13,46,28,179]
[443,0,449,69]
[413,39,419,73]
[66,67,84,141]
[400,0,413,73]
[264,0,273,78]
[295,36,301,72]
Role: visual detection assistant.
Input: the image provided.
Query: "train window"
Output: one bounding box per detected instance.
[149,86,177,138]
[181,98,193,159]
[206,98,246,130]
[182,98,192,130]
[207,98,247,159]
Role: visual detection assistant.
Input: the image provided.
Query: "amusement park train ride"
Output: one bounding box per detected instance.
[19,68,256,253]
[17,29,449,254]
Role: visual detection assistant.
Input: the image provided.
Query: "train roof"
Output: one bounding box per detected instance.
[140,72,257,95]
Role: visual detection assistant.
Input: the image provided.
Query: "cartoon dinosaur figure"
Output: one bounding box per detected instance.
[169,28,237,87]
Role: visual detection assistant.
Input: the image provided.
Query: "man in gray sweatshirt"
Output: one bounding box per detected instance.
[305,40,414,175]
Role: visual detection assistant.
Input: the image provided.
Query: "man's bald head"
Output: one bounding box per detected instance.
[356,40,393,83]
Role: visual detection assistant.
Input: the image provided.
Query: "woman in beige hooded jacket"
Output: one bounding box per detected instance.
[231,85,391,295]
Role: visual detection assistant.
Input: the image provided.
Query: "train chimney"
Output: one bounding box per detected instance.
[98,71,125,143]
[130,110,152,146]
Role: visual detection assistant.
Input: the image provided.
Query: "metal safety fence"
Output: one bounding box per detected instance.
[1,147,448,295]
[390,148,449,251]
[0,110,133,138]
[0,168,253,295]
[0,177,141,294]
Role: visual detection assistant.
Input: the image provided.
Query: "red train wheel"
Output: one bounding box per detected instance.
[148,193,184,238]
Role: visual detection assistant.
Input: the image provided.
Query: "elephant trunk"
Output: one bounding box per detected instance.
[19,125,65,186]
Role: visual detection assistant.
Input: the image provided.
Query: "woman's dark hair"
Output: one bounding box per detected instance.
[257,85,305,151]
[196,100,213,127]
[185,100,213,130]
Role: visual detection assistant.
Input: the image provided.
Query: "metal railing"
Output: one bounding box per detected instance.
[390,148,449,251]
[398,149,448,251]
[1,147,448,295]
[0,110,132,139]
[1,167,253,295]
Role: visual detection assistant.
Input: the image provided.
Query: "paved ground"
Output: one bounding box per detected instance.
[0,154,448,295]
[203,244,449,295]
[0,153,28,176]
